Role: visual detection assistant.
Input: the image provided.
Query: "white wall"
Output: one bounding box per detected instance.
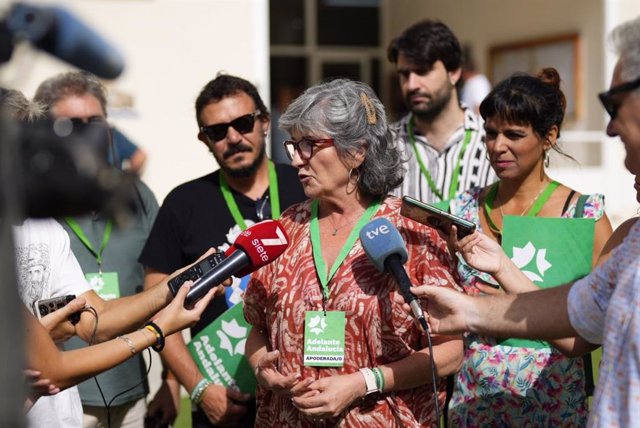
[2,0,269,203]
[1,0,268,400]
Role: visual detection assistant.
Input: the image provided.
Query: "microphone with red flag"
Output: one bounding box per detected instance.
[184,219,289,306]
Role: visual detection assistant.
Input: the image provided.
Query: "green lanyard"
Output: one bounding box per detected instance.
[310,198,381,303]
[408,115,472,201]
[64,217,113,271]
[484,180,560,233]
[219,160,281,231]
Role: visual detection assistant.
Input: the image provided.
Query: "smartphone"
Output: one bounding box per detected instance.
[32,294,81,324]
[167,252,226,296]
[400,196,477,239]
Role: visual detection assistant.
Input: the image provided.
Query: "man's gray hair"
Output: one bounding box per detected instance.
[0,88,44,122]
[611,16,640,83]
[33,71,107,115]
[279,78,405,198]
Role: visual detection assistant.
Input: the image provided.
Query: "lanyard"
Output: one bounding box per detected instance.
[408,115,472,201]
[64,217,113,270]
[484,180,560,233]
[219,160,281,231]
[310,198,381,303]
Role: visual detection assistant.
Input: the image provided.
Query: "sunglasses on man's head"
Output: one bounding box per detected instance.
[598,76,640,120]
[200,111,261,142]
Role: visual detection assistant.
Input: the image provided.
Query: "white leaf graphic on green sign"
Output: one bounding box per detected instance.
[216,319,247,357]
[308,315,327,335]
[511,241,552,283]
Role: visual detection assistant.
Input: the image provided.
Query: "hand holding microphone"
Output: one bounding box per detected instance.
[359,217,428,331]
[182,220,290,306]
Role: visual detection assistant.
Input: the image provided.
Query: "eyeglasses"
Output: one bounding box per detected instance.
[256,194,272,221]
[283,137,334,161]
[598,76,640,120]
[200,111,261,142]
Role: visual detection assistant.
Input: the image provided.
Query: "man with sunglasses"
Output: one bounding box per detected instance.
[139,74,306,428]
[400,16,640,428]
[27,71,161,428]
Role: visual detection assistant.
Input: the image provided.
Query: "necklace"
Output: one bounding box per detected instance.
[484,180,560,235]
[328,214,359,236]
[496,185,548,218]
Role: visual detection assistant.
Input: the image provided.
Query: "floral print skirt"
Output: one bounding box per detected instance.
[448,335,588,427]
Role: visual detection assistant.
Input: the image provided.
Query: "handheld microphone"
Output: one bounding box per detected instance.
[6,3,125,79]
[185,220,289,306]
[359,217,427,330]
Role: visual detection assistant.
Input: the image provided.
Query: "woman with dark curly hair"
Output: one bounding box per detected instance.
[446,68,613,426]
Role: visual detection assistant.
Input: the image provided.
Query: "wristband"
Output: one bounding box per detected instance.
[190,378,212,404]
[372,367,385,392]
[144,321,165,352]
[358,368,378,396]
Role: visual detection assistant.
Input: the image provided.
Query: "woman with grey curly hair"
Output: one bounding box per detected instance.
[244,78,463,427]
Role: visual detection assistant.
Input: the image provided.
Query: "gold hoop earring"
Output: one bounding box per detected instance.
[347,168,360,194]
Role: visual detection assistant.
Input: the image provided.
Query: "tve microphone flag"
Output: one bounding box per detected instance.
[185,219,289,305]
[359,217,426,326]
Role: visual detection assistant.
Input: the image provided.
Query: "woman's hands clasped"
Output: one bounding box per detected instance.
[291,372,365,419]
[254,350,366,420]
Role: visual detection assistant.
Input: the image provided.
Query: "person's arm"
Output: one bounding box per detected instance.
[410,282,579,341]
[596,217,638,266]
[127,148,148,175]
[592,212,614,266]
[144,269,249,426]
[26,283,215,391]
[291,332,462,418]
[74,280,172,343]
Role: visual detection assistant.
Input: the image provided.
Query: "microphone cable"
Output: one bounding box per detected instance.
[86,306,154,428]
[417,316,441,425]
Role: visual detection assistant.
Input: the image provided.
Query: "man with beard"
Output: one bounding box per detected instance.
[388,20,496,206]
[139,74,306,428]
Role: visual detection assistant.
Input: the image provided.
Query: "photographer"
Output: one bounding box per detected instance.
[32,70,158,428]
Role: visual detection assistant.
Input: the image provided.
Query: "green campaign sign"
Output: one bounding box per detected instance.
[500,215,595,348]
[187,302,257,394]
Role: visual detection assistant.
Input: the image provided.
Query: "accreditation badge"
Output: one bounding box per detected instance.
[303,311,346,367]
[85,272,120,300]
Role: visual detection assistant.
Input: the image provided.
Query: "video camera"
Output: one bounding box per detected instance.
[1,2,134,219]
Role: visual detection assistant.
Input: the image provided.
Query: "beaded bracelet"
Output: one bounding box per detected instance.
[190,378,212,404]
[144,321,165,352]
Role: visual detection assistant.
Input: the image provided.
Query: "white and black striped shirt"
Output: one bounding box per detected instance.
[392,107,496,204]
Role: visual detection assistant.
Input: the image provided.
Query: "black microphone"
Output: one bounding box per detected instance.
[6,3,125,79]
[185,220,289,306]
[359,217,428,330]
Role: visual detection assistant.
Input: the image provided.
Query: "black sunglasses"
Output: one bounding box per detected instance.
[200,111,261,142]
[598,76,640,120]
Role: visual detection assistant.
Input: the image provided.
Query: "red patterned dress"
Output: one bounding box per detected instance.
[244,197,461,427]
